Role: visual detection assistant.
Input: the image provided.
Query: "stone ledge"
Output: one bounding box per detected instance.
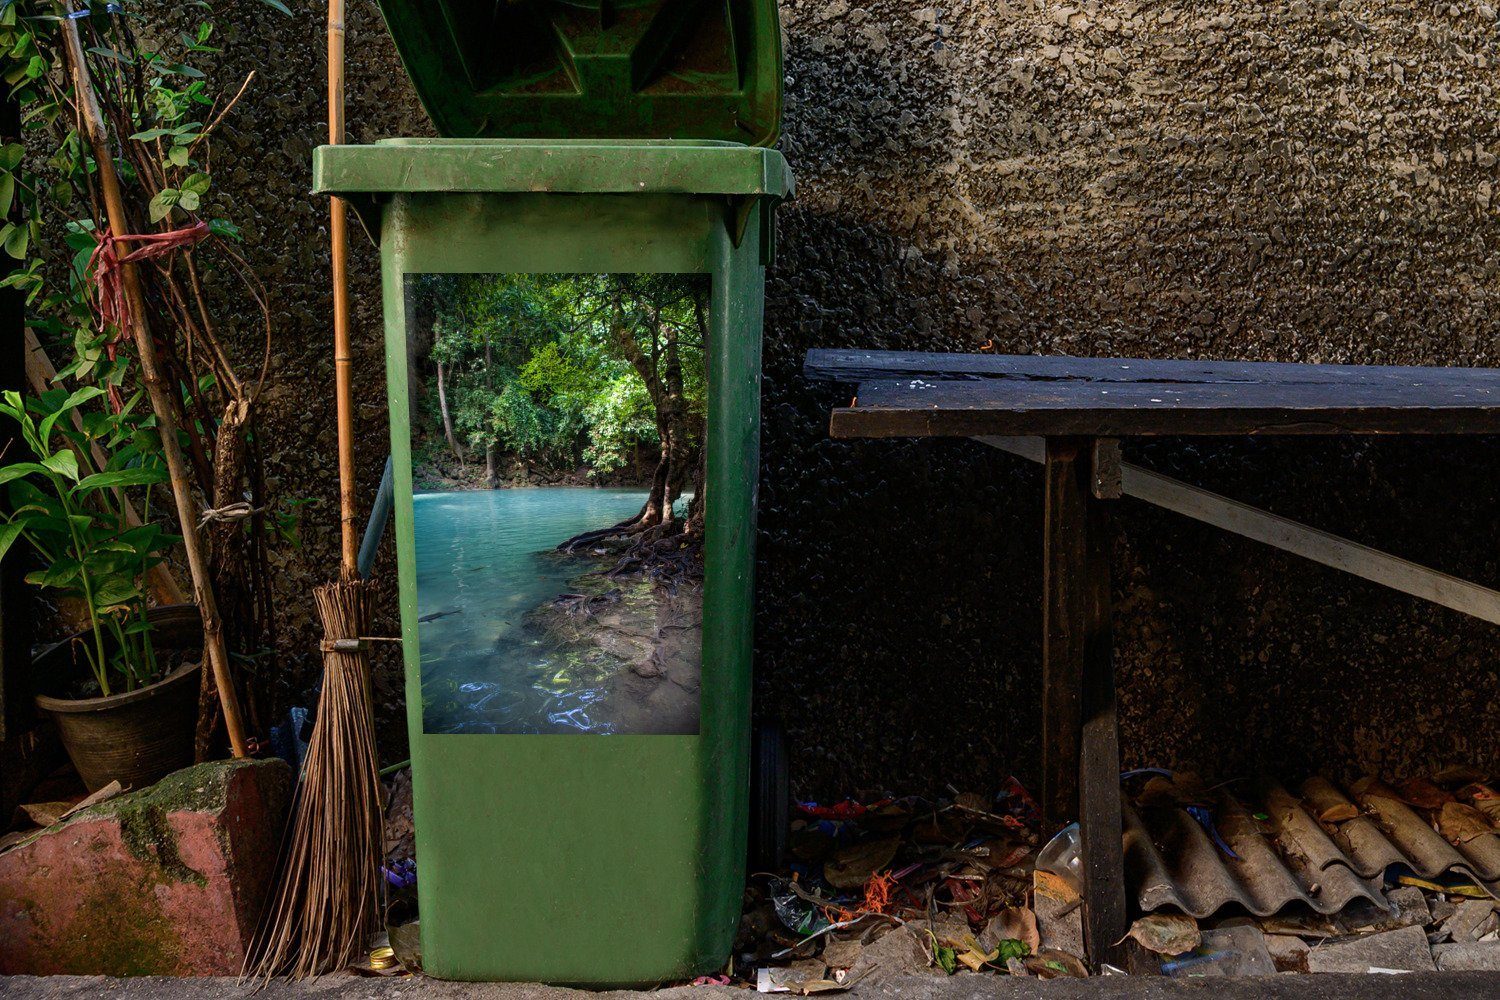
[0,758,291,976]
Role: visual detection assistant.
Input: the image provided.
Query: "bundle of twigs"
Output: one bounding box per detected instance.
[244,0,383,977]
[246,580,381,977]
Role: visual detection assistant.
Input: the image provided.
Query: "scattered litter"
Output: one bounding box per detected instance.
[1164,926,1275,978]
[721,767,1500,985]
[1123,913,1200,956]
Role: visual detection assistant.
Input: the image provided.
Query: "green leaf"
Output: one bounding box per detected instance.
[41,450,79,481]
[0,462,50,486]
[148,188,178,223]
[207,217,240,241]
[178,189,200,212]
[255,0,294,14]
[91,577,140,608]
[23,54,46,80]
[26,557,80,588]
[0,519,24,563]
[87,45,134,65]
[0,141,22,170]
[76,467,166,493]
[167,145,190,168]
[2,220,27,258]
[129,127,176,141]
[935,945,956,976]
[37,385,105,443]
[180,171,210,196]
[0,172,13,218]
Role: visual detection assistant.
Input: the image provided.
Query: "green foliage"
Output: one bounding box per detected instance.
[0,2,285,382]
[0,387,177,696]
[413,272,707,477]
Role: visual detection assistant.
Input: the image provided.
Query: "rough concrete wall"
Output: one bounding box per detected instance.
[190,1,1498,792]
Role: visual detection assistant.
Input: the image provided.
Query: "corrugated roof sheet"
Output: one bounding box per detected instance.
[1122,777,1500,920]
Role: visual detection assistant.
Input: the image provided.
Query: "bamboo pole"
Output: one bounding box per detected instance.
[60,8,247,758]
[24,330,188,607]
[328,0,357,575]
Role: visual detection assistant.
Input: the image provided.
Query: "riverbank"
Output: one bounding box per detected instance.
[525,545,702,736]
[412,450,653,493]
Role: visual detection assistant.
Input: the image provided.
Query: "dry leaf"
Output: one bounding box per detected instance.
[1352,776,1402,802]
[982,907,1040,956]
[1458,783,1500,825]
[1025,949,1087,978]
[1302,777,1360,824]
[17,801,70,828]
[1318,802,1360,823]
[60,780,125,820]
[1438,802,1494,845]
[1396,777,1453,811]
[1123,913,1200,956]
[824,836,899,889]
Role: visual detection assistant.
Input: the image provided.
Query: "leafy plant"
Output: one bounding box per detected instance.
[0,386,178,695]
[0,1,290,743]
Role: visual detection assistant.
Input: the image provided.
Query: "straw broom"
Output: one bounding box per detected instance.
[244,0,383,977]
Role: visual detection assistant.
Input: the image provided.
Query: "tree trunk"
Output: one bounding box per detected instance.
[436,359,464,465]
[685,444,707,538]
[485,441,500,489]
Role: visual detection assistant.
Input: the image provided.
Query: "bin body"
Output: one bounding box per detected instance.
[316,139,788,983]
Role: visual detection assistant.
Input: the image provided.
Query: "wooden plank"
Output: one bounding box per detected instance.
[1042,438,1086,833]
[975,436,1500,627]
[1079,485,1127,968]
[831,377,1500,438]
[806,348,1500,391]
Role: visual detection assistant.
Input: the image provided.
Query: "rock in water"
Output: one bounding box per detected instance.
[0,758,291,975]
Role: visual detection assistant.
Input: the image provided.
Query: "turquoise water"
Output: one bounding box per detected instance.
[412,487,651,735]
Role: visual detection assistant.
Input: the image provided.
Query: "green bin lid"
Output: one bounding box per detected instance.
[373,0,784,146]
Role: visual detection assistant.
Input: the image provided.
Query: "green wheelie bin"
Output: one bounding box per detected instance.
[312,0,791,985]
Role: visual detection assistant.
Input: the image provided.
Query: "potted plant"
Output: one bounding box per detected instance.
[0,385,199,791]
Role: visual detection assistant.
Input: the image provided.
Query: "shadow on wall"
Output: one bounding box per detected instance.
[754,4,1500,798]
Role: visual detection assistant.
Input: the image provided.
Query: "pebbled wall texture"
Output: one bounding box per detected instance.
[189,0,1499,796]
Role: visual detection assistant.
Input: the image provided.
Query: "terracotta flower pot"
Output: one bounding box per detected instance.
[33,604,203,792]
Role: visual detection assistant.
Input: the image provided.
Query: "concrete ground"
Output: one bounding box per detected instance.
[3,974,1499,999]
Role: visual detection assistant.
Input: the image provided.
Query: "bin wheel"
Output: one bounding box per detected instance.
[749,720,788,872]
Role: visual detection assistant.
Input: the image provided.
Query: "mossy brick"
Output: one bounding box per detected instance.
[0,757,291,976]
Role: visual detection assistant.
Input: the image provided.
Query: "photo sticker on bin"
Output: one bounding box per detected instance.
[403,272,707,736]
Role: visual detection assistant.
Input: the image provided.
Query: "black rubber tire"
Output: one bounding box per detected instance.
[749,720,789,873]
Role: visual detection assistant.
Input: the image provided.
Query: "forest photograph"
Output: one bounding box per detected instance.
[401,272,710,736]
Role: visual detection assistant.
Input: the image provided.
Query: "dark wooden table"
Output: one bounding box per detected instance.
[804,348,1500,968]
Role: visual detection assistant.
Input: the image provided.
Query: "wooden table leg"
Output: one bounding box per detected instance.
[1042,436,1127,969]
[1080,465,1127,968]
[1042,437,1085,833]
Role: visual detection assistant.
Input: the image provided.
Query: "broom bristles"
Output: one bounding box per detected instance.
[244,578,382,980]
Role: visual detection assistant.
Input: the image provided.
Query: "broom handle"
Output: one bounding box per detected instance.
[329,0,358,578]
[60,8,248,758]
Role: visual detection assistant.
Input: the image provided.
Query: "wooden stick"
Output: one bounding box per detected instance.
[976,435,1500,626]
[328,0,357,577]
[60,8,247,758]
[25,329,187,607]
